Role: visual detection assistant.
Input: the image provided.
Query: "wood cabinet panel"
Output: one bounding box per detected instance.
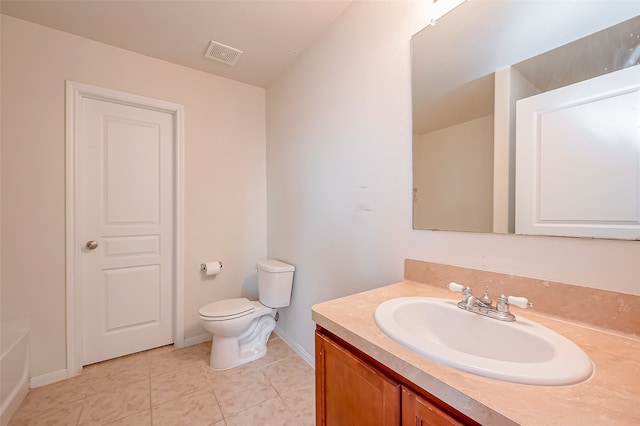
[316,331,400,425]
[402,387,461,426]
[315,327,479,426]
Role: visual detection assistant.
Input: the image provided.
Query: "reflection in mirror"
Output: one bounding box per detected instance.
[515,65,640,239]
[411,0,640,237]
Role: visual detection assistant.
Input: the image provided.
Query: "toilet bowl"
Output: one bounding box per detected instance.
[199,259,295,370]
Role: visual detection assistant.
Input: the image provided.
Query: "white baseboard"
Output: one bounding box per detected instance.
[31,335,210,389]
[183,332,211,347]
[274,326,315,368]
[29,331,306,388]
[30,369,69,388]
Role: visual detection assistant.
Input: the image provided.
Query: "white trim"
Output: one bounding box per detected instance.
[30,369,69,388]
[65,81,185,377]
[184,333,212,347]
[274,326,315,368]
[173,100,186,349]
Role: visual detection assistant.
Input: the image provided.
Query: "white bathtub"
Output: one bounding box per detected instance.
[1,320,30,426]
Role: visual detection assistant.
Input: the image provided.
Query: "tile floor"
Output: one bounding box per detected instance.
[9,336,316,425]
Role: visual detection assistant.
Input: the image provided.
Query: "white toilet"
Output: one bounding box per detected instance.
[199,259,295,370]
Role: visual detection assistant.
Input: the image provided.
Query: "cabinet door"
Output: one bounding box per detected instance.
[402,387,462,426]
[316,331,400,425]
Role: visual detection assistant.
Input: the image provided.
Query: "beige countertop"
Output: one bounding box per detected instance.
[312,280,640,425]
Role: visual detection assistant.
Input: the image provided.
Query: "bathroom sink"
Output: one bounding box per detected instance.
[374,297,593,385]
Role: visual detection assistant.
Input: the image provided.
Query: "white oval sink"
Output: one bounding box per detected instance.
[374,297,593,386]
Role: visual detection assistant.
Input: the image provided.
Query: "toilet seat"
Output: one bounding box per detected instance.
[199,298,256,321]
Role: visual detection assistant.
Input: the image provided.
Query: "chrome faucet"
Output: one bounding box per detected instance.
[447,282,533,322]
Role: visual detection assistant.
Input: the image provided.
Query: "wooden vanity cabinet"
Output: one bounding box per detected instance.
[315,329,400,425]
[401,387,463,426]
[315,327,477,426]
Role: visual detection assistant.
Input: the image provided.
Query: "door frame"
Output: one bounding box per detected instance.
[65,81,185,377]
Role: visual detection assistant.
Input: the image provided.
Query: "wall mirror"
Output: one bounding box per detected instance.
[412,0,640,238]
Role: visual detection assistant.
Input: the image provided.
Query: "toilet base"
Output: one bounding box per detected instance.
[208,313,276,370]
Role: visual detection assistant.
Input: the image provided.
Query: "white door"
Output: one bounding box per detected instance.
[515,65,640,239]
[81,96,174,365]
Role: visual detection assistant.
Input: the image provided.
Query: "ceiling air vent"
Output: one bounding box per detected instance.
[204,41,243,66]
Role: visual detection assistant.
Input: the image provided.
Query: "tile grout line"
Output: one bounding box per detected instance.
[203,364,227,424]
[10,340,314,426]
[148,365,154,426]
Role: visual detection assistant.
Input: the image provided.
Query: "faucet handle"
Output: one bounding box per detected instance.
[447,282,466,293]
[507,296,533,309]
[449,282,475,306]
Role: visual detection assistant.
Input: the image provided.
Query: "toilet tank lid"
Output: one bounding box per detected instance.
[256,259,295,272]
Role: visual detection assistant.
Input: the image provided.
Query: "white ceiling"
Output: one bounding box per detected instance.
[0,0,352,88]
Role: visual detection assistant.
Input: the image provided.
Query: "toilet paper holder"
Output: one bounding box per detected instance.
[201,261,223,271]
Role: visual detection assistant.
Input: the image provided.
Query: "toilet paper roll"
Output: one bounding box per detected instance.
[202,261,222,276]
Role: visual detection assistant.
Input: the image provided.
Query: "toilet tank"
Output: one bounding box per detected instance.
[256,259,295,308]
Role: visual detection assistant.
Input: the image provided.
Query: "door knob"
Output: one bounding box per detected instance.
[86,240,98,250]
